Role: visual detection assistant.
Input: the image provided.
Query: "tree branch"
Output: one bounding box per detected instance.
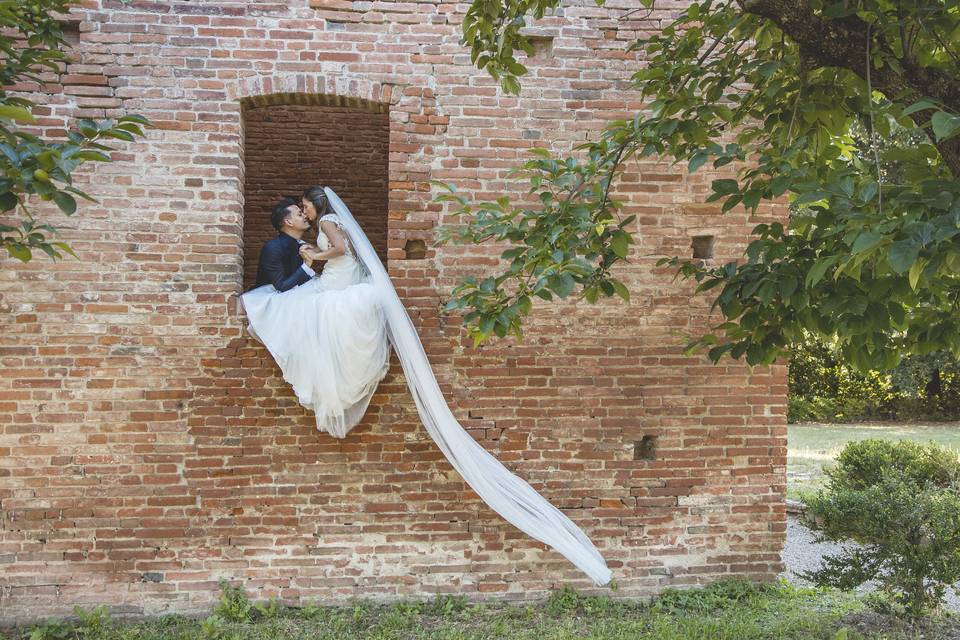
[741,0,960,176]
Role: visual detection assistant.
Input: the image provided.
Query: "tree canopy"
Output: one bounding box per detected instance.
[0,0,148,263]
[440,0,960,371]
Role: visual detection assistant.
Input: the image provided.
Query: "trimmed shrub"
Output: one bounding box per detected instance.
[802,439,960,619]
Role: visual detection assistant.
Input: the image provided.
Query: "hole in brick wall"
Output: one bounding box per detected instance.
[59,20,80,48]
[403,239,426,260]
[691,235,715,260]
[633,435,657,461]
[240,95,389,290]
[527,36,554,58]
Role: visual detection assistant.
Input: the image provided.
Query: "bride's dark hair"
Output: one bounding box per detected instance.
[302,186,331,220]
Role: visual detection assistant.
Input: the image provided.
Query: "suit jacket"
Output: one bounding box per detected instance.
[254,233,312,292]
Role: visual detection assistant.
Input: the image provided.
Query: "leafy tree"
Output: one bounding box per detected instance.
[890,349,960,400]
[441,0,960,370]
[0,0,149,262]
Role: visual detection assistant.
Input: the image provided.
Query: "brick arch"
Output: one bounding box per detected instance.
[239,93,390,289]
[232,74,399,110]
[241,91,388,114]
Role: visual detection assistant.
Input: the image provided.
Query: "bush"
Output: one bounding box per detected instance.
[789,335,960,423]
[801,439,960,619]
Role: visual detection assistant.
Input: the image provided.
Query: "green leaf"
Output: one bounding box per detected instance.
[851,231,882,254]
[721,194,742,213]
[0,144,20,166]
[119,114,152,125]
[6,242,31,262]
[712,179,739,195]
[53,242,78,259]
[806,256,839,287]
[553,273,575,298]
[902,99,939,117]
[756,61,779,78]
[39,243,61,260]
[742,189,762,211]
[908,258,926,290]
[479,316,495,334]
[611,231,631,258]
[794,191,829,205]
[53,192,77,215]
[838,177,855,198]
[0,104,35,123]
[443,299,464,312]
[610,279,630,302]
[768,176,791,197]
[931,111,960,141]
[887,240,920,274]
[688,152,709,174]
[502,76,521,95]
[0,191,17,212]
[71,150,111,162]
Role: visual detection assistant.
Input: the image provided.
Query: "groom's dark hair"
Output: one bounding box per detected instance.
[270,196,300,232]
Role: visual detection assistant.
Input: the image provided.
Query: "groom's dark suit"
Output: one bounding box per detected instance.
[254,233,314,292]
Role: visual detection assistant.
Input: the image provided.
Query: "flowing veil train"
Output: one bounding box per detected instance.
[323,187,613,586]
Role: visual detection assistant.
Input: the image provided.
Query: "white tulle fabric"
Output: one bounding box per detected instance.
[318,187,613,586]
[240,215,390,438]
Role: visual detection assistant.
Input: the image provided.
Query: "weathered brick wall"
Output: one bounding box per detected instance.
[0,0,787,624]
[241,100,389,289]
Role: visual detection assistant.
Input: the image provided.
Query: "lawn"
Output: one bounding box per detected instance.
[787,422,960,501]
[4,579,958,640]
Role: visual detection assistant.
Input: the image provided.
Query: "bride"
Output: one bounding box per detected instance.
[241,186,613,586]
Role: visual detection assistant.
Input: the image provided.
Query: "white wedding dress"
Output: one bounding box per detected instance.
[241,189,613,586]
[241,213,390,438]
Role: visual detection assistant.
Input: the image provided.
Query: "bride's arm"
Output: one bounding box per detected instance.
[304,220,347,261]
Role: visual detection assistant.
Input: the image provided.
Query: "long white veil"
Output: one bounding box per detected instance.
[324,187,613,586]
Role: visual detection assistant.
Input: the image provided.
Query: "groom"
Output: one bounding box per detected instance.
[253,197,317,292]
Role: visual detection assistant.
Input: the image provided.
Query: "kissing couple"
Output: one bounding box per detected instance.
[241,187,613,586]
[243,187,390,438]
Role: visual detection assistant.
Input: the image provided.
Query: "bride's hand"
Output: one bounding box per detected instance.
[299,244,317,264]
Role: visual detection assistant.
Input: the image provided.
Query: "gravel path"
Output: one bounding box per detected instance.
[780,513,960,612]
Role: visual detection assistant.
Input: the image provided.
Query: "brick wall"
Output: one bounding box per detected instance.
[0,0,787,624]
[241,99,389,289]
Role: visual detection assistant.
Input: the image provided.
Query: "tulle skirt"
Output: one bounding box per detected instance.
[240,256,390,438]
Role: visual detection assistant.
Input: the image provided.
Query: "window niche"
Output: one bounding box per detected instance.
[240,93,389,290]
[59,18,81,47]
[402,239,427,260]
[691,235,715,261]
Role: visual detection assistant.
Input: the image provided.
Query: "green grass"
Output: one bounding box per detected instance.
[788,422,960,500]
[4,579,958,640]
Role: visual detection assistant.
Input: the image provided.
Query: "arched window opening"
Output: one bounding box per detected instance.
[240,94,389,290]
